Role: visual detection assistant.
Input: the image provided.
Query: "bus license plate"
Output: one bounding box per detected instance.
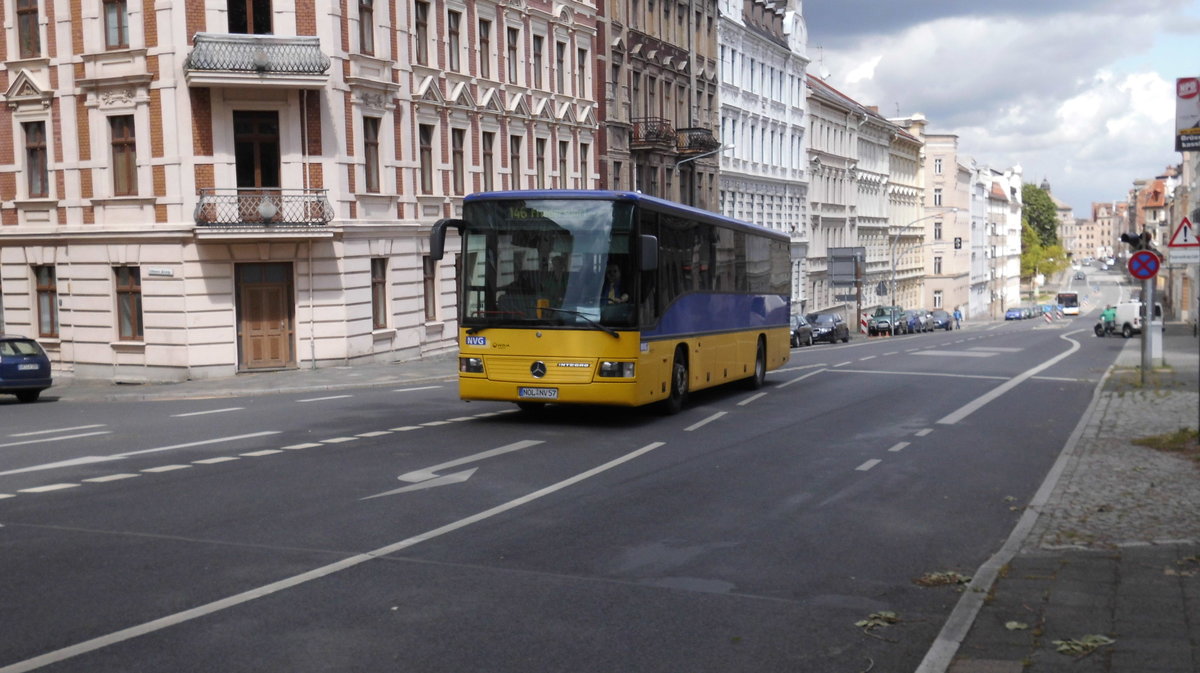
[518,387,558,400]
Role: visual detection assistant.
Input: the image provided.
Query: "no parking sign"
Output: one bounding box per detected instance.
[1127,250,1161,280]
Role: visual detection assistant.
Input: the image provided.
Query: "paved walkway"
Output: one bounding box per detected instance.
[940,322,1200,673]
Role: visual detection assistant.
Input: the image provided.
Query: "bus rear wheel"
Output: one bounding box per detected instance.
[662,350,688,415]
[746,338,766,390]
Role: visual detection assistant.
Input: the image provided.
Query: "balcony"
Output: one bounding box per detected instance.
[184,33,331,89]
[631,117,677,151]
[194,188,334,236]
[675,127,720,155]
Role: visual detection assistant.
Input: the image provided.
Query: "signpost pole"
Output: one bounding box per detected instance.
[855,253,864,335]
[1141,277,1154,382]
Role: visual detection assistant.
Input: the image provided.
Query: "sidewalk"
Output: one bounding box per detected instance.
[47,351,460,403]
[940,321,1200,673]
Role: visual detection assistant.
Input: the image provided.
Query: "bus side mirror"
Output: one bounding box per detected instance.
[638,235,658,271]
[430,218,464,261]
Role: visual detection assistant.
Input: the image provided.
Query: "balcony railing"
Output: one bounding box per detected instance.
[184,33,331,87]
[675,127,720,155]
[194,188,334,227]
[631,117,677,149]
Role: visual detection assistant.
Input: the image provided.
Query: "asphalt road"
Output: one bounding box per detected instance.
[0,290,1128,672]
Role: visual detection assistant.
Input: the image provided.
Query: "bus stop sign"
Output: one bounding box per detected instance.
[1127,250,1160,280]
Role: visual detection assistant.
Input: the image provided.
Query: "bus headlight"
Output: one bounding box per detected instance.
[598,361,635,378]
[459,357,484,373]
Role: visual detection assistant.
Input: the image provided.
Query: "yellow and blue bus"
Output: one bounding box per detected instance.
[430,190,791,412]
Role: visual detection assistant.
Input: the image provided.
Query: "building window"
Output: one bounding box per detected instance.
[115,266,143,340]
[33,265,57,338]
[482,131,495,192]
[229,0,272,34]
[363,116,381,193]
[933,188,943,207]
[110,115,138,196]
[24,121,48,198]
[451,128,465,195]
[414,1,429,66]
[933,220,943,240]
[577,48,588,96]
[555,41,566,93]
[506,28,519,83]
[532,35,543,88]
[371,258,388,329]
[535,138,546,189]
[558,140,569,188]
[934,157,942,174]
[447,10,460,71]
[359,0,374,54]
[509,135,522,189]
[579,143,589,188]
[17,0,40,58]
[423,256,437,321]
[478,20,491,78]
[934,256,943,274]
[933,290,943,309]
[104,0,128,49]
[419,124,434,194]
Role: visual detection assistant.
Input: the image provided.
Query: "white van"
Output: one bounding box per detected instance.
[1113,301,1162,338]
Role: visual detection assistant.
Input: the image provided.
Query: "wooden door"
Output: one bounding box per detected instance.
[237,263,294,370]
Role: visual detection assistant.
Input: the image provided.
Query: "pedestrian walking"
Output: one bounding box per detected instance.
[953,307,962,329]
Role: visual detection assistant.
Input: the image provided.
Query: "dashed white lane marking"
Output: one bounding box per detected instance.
[421,421,451,427]
[778,368,826,388]
[9,424,106,437]
[856,459,882,472]
[969,347,1023,353]
[356,431,392,438]
[915,429,934,437]
[141,465,191,473]
[171,408,243,418]
[738,393,766,406]
[914,351,996,358]
[685,412,726,432]
[282,443,322,450]
[888,442,910,453]
[18,483,80,493]
[82,474,139,483]
[240,450,283,457]
[320,437,357,444]
[298,395,353,403]
[833,361,852,368]
[859,355,876,361]
[193,457,240,465]
[0,431,112,449]
[390,426,422,432]
[392,386,441,393]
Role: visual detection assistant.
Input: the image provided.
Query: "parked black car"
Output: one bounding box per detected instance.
[929,309,954,331]
[0,335,53,402]
[790,314,814,347]
[805,312,851,344]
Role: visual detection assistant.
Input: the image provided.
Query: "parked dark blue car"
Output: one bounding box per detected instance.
[0,335,52,402]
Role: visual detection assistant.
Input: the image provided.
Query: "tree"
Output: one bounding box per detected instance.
[1022,183,1059,247]
[1021,222,1069,280]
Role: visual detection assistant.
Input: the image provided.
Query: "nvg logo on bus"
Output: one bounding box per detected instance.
[465,336,487,346]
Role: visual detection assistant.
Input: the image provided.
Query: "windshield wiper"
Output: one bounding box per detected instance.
[537,307,620,339]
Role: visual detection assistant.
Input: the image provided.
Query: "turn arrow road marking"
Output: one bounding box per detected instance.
[362,439,544,499]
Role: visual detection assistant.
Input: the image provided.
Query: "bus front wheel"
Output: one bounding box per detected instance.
[662,351,688,415]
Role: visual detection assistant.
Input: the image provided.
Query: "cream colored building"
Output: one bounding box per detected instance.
[0,0,601,381]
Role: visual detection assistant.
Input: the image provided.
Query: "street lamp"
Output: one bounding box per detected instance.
[889,208,959,305]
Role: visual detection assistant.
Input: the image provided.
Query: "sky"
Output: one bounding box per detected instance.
[802,0,1199,218]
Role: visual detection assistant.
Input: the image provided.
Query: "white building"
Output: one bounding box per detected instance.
[717,0,809,312]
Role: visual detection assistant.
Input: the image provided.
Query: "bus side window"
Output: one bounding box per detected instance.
[639,208,661,325]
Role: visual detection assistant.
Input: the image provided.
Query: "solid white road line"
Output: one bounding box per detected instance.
[297,395,353,403]
[0,441,667,673]
[778,368,826,389]
[937,330,1084,426]
[0,431,112,450]
[116,432,282,459]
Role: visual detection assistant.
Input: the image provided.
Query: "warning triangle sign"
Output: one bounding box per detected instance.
[1168,217,1199,247]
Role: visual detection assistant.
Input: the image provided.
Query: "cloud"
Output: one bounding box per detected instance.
[805,2,1189,215]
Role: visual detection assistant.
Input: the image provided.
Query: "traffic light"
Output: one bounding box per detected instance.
[953,237,962,250]
[1120,231,1153,251]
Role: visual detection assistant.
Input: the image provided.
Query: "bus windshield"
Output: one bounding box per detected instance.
[1056,292,1080,315]
[459,198,637,331]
